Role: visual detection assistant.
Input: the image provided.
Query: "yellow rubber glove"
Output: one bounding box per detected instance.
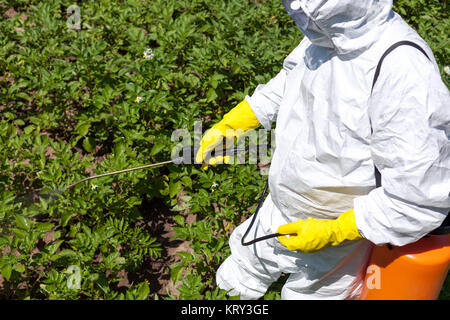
[196,100,260,168]
[276,209,363,253]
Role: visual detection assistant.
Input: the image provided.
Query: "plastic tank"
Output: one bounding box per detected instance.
[360,220,450,300]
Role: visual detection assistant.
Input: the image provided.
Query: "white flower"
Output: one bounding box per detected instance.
[290,0,301,10]
[91,184,98,190]
[444,66,450,76]
[143,48,155,61]
[134,96,143,103]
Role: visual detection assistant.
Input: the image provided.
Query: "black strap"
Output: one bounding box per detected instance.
[371,41,430,187]
[371,40,430,94]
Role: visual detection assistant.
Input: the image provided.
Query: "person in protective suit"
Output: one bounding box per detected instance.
[196,0,450,299]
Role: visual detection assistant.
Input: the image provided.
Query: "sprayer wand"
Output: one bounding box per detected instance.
[64,145,255,190]
[64,160,175,190]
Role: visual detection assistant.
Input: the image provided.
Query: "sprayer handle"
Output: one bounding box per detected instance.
[173,144,256,167]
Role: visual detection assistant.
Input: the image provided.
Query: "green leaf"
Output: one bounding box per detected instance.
[15,264,25,273]
[46,240,64,255]
[181,176,192,188]
[170,263,184,284]
[173,215,185,226]
[76,122,91,137]
[15,215,31,230]
[96,273,110,294]
[35,222,54,233]
[228,294,241,300]
[150,141,165,156]
[11,228,28,239]
[1,265,12,281]
[169,180,182,198]
[136,281,150,300]
[206,88,218,102]
[159,181,169,196]
[52,249,78,261]
[61,212,73,227]
[82,137,95,153]
[114,142,125,156]
[24,125,35,135]
[16,92,31,101]
[104,252,125,269]
[126,196,141,207]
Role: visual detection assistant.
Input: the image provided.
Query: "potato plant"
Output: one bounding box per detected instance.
[0,0,448,300]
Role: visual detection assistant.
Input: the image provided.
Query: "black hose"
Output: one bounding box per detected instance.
[240,180,295,246]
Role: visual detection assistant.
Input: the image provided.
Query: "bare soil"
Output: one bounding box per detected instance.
[123,197,195,298]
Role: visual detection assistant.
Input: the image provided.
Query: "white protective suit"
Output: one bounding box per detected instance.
[216,0,450,299]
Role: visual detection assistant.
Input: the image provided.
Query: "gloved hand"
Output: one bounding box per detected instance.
[196,99,260,168]
[276,209,363,253]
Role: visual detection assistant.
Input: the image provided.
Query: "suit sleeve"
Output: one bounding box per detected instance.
[353,46,450,246]
[245,41,306,130]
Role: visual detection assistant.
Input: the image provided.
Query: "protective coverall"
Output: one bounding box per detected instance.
[213,0,450,299]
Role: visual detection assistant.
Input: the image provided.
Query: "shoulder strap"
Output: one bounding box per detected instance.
[371,40,430,94]
[371,41,430,187]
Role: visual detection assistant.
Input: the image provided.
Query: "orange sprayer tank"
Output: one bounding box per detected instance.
[360,232,450,300]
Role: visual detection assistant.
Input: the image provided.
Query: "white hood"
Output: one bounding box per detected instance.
[284,0,393,55]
